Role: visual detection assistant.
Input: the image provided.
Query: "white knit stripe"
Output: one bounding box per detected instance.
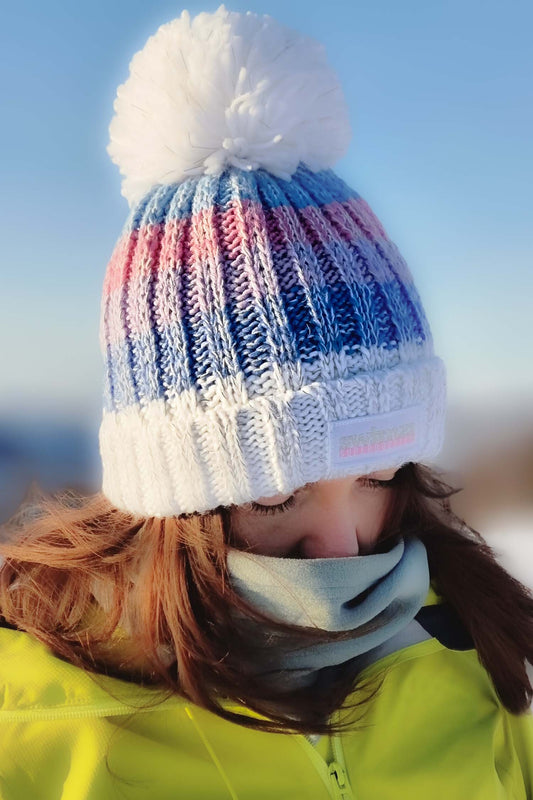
[251,393,304,498]
[195,400,252,505]
[99,406,135,511]
[126,404,167,515]
[98,408,123,506]
[99,393,211,516]
[297,338,434,388]
[231,396,278,500]
[145,401,191,514]
[103,335,433,416]
[100,355,446,517]
[190,401,226,506]
[157,338,433,416]
[163,388,212,510]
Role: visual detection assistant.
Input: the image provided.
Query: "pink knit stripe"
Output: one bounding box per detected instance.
[102,227,140,298]
[102,196,389,297]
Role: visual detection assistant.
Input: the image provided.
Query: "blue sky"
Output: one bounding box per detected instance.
[1,0,532,424]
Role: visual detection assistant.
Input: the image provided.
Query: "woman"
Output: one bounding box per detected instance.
[1,6,532,798]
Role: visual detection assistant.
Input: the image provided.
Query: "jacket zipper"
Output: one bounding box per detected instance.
[328,734,354,799]
[298,726,354,799]
[328,761,350,799]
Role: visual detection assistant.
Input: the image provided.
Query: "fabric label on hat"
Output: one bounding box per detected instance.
[328,405,424,469]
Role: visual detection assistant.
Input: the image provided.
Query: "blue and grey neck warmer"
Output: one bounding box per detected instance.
[226,535,430,691]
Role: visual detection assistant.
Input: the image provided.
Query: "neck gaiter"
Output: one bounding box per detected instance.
[226,535,430,691]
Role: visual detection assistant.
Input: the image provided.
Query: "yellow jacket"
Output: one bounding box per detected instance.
[0,587,532,799]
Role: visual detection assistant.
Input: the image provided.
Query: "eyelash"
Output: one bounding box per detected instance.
[249,496,297,516]
[249,477,393,516]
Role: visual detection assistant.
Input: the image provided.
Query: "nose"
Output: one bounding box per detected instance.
[298,504,360,559]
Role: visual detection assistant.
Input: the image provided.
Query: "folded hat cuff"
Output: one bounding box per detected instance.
[99,355,446,518]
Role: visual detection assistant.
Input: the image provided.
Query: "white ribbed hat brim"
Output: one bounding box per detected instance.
[99,355,446,517]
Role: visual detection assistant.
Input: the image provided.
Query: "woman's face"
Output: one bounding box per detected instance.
[228,468,399,559]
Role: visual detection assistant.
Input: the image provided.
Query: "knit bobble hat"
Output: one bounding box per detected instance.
[99,5,447,518]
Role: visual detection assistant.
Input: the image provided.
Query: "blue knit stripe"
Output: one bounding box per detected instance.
[104,277,425,412]
[121,164,360,232]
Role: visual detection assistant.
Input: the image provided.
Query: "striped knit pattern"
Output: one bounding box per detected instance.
[99,163,446,517]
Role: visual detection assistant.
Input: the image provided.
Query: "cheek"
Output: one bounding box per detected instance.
[370,492,390,524]
[228,513,263,547]
[229,513,300,554]
[338,489,391,555]
[229,490,394,556]
[352,491,393,544]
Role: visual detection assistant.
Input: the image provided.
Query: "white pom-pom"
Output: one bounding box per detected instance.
[108,5,352,207]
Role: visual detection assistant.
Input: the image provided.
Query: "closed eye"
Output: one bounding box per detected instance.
[248,475,396,516]
[249,495,297,516]
[358,477,395,490]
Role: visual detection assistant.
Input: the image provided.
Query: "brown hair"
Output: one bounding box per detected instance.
[0,462,532,736]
